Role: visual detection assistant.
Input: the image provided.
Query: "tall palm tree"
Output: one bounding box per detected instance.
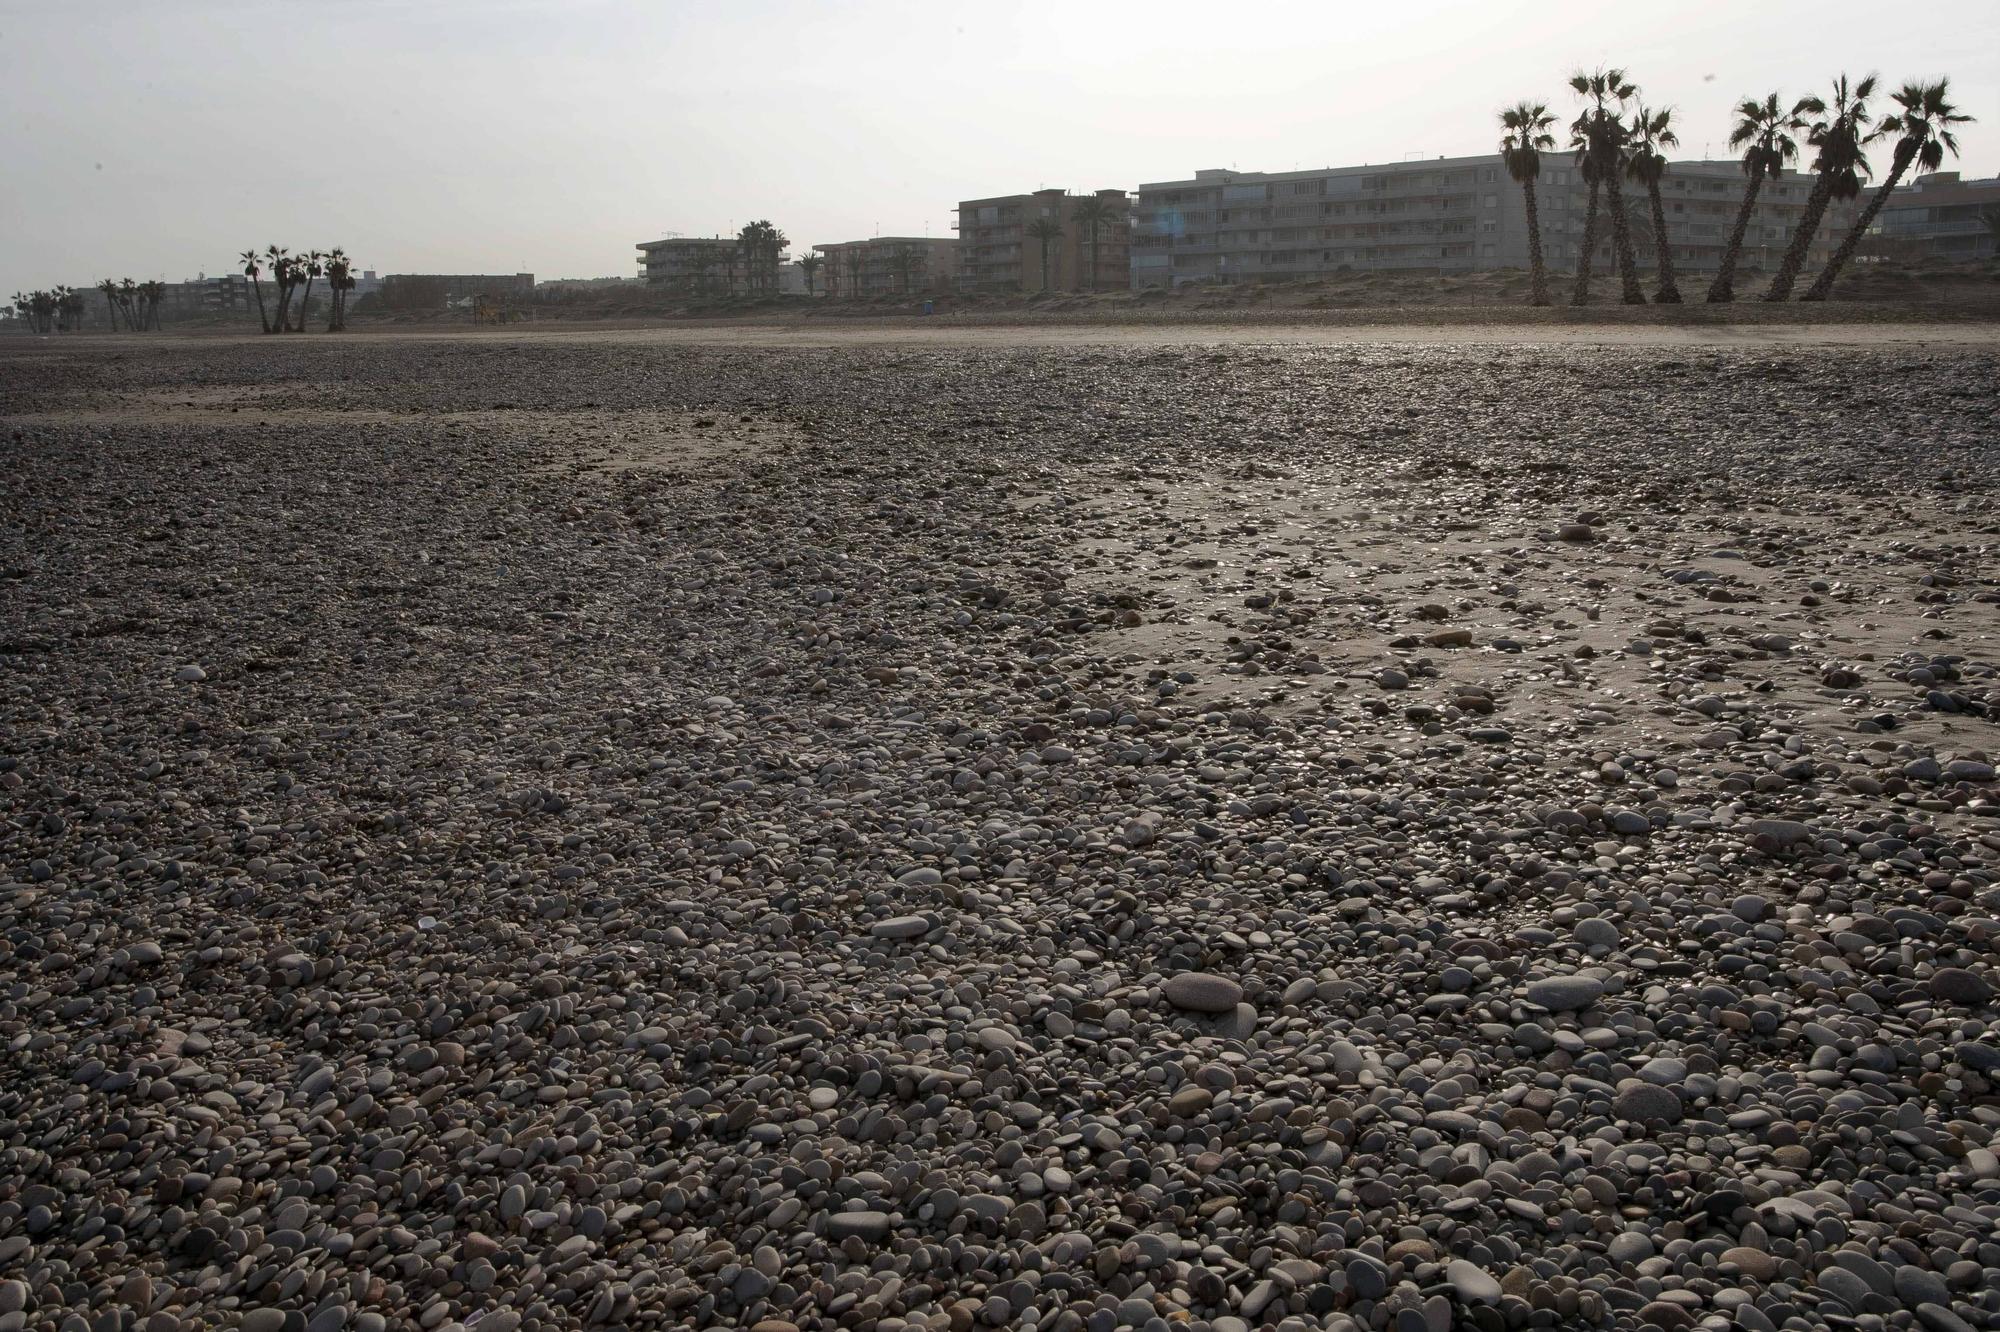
[97,279,123,331]
[1804,78,1972,300]
[1068,196,1113,292]
[325,248,352,330]
[736,223,761,295]
[1499,101,1557,306]
[1026,216,1064,293]
[1568,114,1603,304]
[1707,95,1811,302]
[240,249,270,332]
[1571,68,1645,304]
[1625,104,1682,302]
[1765,74,1876,300]
[294,250,324,331]
[266,245,293,331]
[118,278,139,330]
[764,224,790,294]
[799,251,823,296]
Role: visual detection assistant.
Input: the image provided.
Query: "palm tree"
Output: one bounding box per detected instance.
[1765,74,1876,300]
[736,223,761,294]
[325,248,352,330]
[294,250,324,331]
[764,224,790,294]
[1707,95,1812,302]
[721,245,741,297]
[1571,68,1645,304]
[1026,216,1065,293]
[266,245,293,331]
[1625,104,1682,302]
[1067,196,1113,292]
[1803,79,1972,300]
[844,247,864,299]
[97,278,123,331]
[799,251,822,295]
[1568,114,1603,304]
[118,278,139,331]
[240,249,270,333]
[1498,101,1557,305]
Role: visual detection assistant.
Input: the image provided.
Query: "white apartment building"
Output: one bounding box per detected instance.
[1130,155,1854,287]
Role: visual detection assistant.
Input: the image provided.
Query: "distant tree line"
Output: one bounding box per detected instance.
[240,245,358,332]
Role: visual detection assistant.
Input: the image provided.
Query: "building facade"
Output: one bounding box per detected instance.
[813,237,958,298]
[1865,172,1999,262]
[636,237,751,294]
[954,189,1131,292]
[1131,156,1854,287]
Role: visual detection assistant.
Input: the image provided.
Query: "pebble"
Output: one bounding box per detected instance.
[1160,972,1243,1013]
[3,334,1995,1332]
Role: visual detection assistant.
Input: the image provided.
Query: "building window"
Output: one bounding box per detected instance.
[1482,194,1498,209]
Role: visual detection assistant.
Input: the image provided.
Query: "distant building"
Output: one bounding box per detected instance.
[636,236,785,295]
[1130,156,1854,287]
[1866,171,1999,262]
[535,276,638,292]
[375,273,533,310]
[813,237,958,298]
[954,189,1131,292]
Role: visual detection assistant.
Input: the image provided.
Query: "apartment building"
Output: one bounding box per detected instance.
[813,237,958,298]
[1866,172,1999,262]
[636,236,752,293]
[954,188,1131,292]
[1131,156,1853,287]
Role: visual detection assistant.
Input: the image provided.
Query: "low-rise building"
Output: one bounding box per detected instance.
[813,237,958,298]
[1131,156,1853,287]
[954,189,1130,292]
[374,273,532,310]
[1865,171,1999,262]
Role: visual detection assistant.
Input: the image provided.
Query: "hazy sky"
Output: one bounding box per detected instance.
[4,0,1994,294]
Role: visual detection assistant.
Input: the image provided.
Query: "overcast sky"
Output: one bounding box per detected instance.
[3,0,1994,294]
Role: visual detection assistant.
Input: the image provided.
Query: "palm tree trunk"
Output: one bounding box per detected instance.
[1645,178,1681,302]
[250,278,269,333]
[1571,178,1601,305]
[103,294,117,330]
[296,276,314,332]
[1763,173,1833,300]
[1706,170,1766,302]
[1603,171,1646,304]
[1522,181,1548,306]
[1802,159,1909,301]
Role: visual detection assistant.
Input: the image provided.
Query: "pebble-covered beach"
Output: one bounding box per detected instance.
[2,326,1997,1332]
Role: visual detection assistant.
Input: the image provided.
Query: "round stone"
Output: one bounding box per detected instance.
[1613,1079,1683,1125]
[1930,968,1992,1006]
[1161,972,1244,1014]
[1523,976,1605,1010]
